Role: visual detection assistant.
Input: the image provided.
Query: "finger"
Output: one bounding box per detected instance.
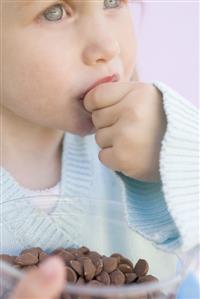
[12,257,66,299]
[84,81,133,112]
[98,148,120,171]
[95,126,115,148]
[92,105,119,129]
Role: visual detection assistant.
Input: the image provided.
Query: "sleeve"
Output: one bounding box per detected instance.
[116,81,199,253]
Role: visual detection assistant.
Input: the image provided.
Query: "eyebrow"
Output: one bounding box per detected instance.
[18,0,75,6]
[18,0,58,7]
[17,0,36,7]
[18,0,34,6]
[18,0,101,7]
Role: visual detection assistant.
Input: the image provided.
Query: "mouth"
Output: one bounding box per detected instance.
[79,73,120,101]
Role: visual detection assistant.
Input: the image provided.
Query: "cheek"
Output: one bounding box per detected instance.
[118,16,137,79]
[3,32,74,121]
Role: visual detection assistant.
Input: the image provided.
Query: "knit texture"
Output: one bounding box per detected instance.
[117,81,199,253]
[154,81,199,252]
[1,81,198,257]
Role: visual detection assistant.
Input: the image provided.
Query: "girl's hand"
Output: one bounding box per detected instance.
[9,257,66,299]
[84,82,166,182]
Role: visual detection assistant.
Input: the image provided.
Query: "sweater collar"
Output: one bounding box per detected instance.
[1,132,94,200]
[0,133,95,251]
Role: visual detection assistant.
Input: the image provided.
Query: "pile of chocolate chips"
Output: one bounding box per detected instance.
[1,246,166,299]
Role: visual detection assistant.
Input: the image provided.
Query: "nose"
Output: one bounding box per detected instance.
[81,18,121,66]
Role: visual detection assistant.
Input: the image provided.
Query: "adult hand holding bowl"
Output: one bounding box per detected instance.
[8,257,66,299]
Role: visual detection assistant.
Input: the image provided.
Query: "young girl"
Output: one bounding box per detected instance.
[1,0,198,298]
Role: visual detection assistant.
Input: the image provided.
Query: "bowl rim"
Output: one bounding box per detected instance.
[1,260,182,296]
[1,195,198,296]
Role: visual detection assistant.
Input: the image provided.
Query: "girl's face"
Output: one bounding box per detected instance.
[2,0,137,136]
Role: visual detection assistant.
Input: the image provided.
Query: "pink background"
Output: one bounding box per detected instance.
[129,1,198,106]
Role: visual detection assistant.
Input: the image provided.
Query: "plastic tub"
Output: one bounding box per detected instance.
[0,195,198,298]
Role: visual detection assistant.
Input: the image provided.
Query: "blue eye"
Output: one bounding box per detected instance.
[104,0,122,9]
[43,4,65,22]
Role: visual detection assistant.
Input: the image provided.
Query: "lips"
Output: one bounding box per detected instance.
[79,73,120,101]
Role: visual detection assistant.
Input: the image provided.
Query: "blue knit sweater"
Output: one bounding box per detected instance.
[1,82,198,272]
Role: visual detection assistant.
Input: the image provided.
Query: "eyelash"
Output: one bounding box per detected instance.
[41,0,126,23]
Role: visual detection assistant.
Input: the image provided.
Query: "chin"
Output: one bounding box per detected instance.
[80,127,96,137]
[61,118,95,137]
[57,101,96,136]
[76,121,96,137]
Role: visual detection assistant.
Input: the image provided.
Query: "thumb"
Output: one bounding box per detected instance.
[11,256,66,299]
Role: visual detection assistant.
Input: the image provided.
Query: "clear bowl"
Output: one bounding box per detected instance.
[0,195,198,299]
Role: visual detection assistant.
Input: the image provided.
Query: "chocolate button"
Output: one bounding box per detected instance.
[120,257,134,269]
[94,258,103,276]
[118,263,133,273]
[110,253,123,264]
[15,252,38,266]
[103,257,118,273]
[66,266,77,283]
[87,252,103,276]
[137,275,158,284]
[88,280,104,287]
[83,258,96,281]
[65,248,77,255]
[78,246,90,255]
[134,259,149,277]
[125,272,137,284]
[57,250,75,265]
[88,251,101,263]
[110,269,125,286]
[96,271,111,285]
[21,247,42,257]
[77,256,90,265]
[70,260,83,276]
[52,247,65,255]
